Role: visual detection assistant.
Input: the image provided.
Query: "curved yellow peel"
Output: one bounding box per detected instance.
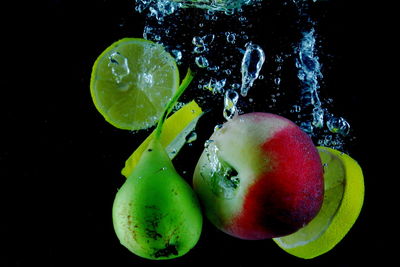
[121,100,202,177]
[273,146,364,259]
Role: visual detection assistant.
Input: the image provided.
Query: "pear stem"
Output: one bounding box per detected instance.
[154,68,194,140]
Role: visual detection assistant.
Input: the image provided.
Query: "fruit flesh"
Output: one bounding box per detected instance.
[273,146,364,259]
[193,113,324,240]
[90,38,179,130]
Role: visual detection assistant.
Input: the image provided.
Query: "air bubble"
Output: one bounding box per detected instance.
[108,51,130,84]
[195,56,209,68]
[327,116,350,136]
[240,42,266,97]
[186,131,198,143]
[223,89,239,120]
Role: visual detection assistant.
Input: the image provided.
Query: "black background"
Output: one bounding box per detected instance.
[3,0,391,266]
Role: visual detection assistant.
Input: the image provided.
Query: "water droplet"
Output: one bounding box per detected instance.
[186,131,197,143]
[108,51,130,84]
[240,42,266,97]
[214,124,223,132]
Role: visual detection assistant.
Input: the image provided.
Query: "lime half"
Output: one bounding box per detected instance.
[90,38,179,130]
[273,146,364,259]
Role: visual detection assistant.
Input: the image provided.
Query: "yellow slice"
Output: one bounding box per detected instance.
[90,38,179,130]
[121,100,203,177]
[273,146,364,259]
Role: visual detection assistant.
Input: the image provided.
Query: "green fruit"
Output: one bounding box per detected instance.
[112,69,202,260]
[112,138,202,259]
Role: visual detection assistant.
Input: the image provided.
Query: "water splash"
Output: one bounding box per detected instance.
[175,0,260,12]
[297,28,323,130]
[240,42,265,97]
[201,139,240,199]
[296,26,351,149]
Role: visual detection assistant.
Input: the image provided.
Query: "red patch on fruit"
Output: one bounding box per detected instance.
[230,125,324,240]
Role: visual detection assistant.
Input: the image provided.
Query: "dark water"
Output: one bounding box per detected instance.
[3,0,388,266]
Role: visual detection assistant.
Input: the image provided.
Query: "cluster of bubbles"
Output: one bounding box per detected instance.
[130,0,352,150]
[293,27,351,149]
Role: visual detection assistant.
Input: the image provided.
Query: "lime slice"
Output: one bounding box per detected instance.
[273,146,364,259]
[121,100,203,177]
[90,38,179,130]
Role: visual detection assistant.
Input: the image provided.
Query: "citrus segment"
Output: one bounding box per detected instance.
[90,38,179,130]
[273,146,364,259]
[121,100,203,177]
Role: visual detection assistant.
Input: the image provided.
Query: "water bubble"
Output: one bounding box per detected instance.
[137,73,154,90]
[224,69,232,75]
[204,77,226,94]
[214,124,223,132]
[186,131,198,143]
[171,49,182,62]
[202,34,215,45]
[240,42,266,97]
[224,9,235,15]
[192,36,205,47]
[108,51,130,84]
[194,46,206,54]
[195,56,209,68]
[327,116,350,136]
[231,83,241,90]
[238,16,247,22]
[225,32,236,44]
[223,89,239,120]
[291,105,301,113]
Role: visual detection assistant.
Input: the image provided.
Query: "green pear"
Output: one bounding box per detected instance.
[112,69,202,260]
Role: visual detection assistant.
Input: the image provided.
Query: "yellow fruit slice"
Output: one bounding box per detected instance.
[121,100,203,177]
[273,146,364,259]
[90,38,179,130]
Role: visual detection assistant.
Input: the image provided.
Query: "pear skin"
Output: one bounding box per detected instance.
[112,138,203,260]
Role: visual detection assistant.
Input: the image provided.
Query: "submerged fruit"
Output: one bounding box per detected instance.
[90,38,179,130]
[112,68,202,260]
[273,147,364,259]
[113,138,202,260]
[193,112,324,240]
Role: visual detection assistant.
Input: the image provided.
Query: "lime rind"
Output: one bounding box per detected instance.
[90,38,179,130]
[273,146,364,259]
